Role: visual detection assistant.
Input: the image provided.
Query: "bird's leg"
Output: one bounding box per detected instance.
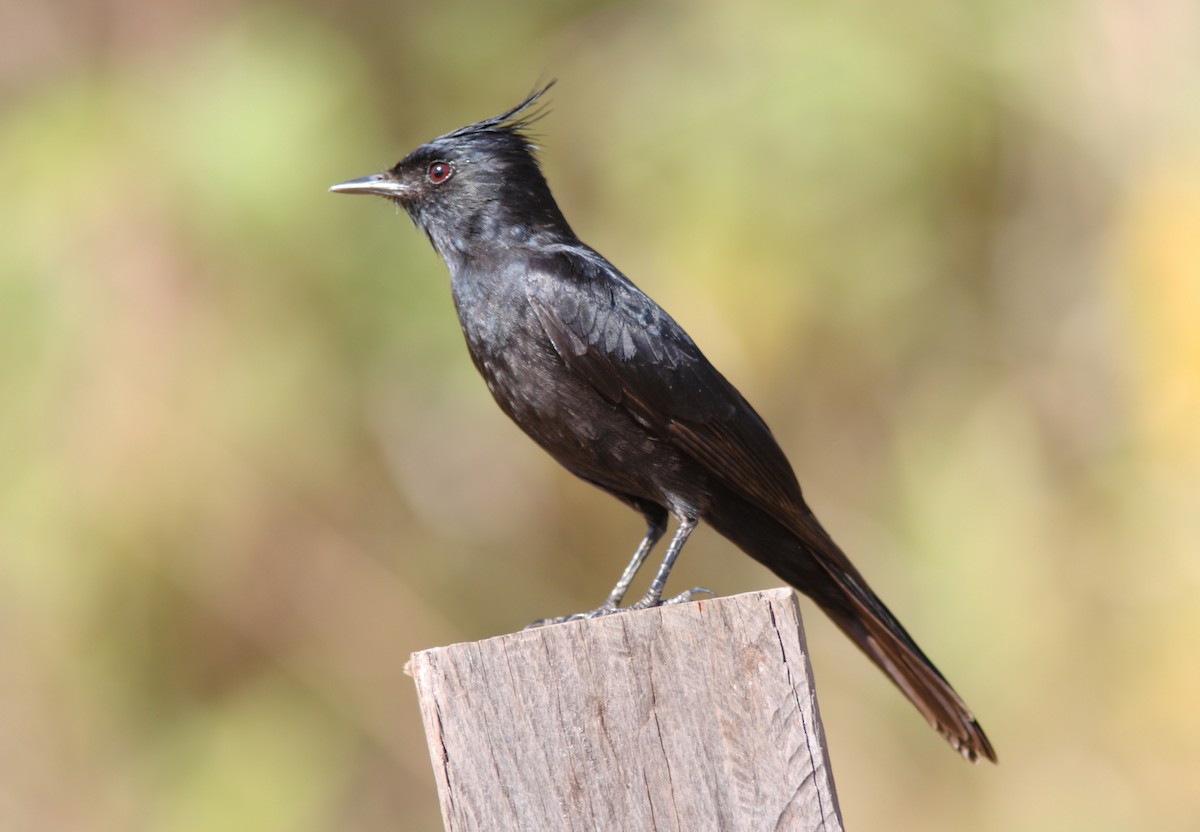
[525,510,713,628]
[629,516,712,609]
[524,509,667,629]
[597,510,668,611]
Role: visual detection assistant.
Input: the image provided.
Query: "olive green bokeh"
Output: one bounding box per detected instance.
[2,2,1198,830]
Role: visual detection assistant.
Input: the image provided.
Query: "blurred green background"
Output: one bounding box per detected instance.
[2,0,1198,829]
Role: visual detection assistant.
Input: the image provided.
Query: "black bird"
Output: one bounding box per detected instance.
[330,83,996,763]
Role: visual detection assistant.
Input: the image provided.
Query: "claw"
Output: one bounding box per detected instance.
[628,585,717,610]
[663,586,714,605]
[524,587,718,628]
[524,603,619,629]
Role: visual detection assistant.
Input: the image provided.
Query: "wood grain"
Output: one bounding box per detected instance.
[406,588,843,831]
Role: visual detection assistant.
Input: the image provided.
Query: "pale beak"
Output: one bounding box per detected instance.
[328,172,412,198]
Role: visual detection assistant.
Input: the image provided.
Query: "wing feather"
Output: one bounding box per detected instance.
[526,251,809,524]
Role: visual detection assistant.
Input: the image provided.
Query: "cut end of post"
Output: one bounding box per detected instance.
[408,589,843,832]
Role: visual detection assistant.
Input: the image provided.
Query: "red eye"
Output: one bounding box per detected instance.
[427,162,452,184]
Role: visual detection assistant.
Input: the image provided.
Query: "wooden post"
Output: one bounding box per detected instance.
[406,588,843,831]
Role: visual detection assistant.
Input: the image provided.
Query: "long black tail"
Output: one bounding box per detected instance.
[705,491,997,763]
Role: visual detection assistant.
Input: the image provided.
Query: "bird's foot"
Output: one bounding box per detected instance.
[629,586,714,610]
[524,602,621,629]
[525,587,715,629]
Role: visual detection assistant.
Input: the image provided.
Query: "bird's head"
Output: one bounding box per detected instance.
[330,82,571,265]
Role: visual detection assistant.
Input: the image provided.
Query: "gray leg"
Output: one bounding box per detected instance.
[525,506,669,629]
[600,509,668,609]
[630,515,711,609]
[525,508,714,628]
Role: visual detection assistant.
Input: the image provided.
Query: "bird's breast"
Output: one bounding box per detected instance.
[446,262,706,512]
[452,274,627,440]
[450,269,572,416]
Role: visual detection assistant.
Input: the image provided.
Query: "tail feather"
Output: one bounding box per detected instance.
[705,490,996,763]
[822,569,996,763]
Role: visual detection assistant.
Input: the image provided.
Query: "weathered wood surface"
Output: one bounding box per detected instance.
[406,588,843,831]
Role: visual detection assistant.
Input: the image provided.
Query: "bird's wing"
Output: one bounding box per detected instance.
[526,249,808,522]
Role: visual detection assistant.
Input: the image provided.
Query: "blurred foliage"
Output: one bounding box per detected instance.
[2,0,1198,829]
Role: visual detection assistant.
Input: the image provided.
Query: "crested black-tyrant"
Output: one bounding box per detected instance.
[331,83,995,763]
